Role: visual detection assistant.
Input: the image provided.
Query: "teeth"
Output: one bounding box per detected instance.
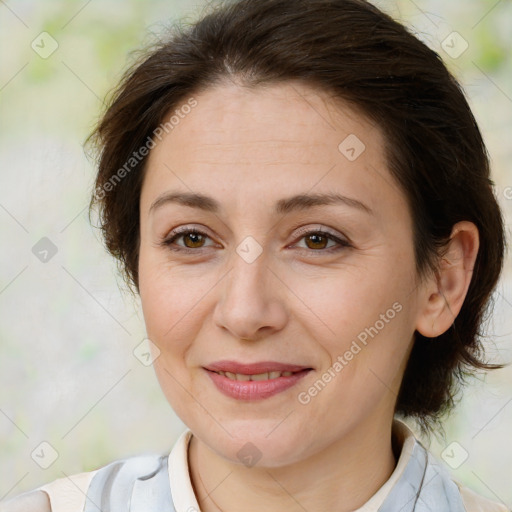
[251,372,268,381]
[216,370,296,381]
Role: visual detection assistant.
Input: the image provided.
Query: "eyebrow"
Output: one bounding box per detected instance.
[149,191,374,216]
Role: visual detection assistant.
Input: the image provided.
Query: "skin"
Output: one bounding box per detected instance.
[137,79,479,512]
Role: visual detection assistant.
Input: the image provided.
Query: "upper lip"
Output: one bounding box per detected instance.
[204,360,312,375]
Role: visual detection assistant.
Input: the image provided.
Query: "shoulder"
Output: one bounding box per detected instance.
[0,462,112,512]
[1,452,172,512]
[456,481,510,512]
[0,469,97,512]
[0,490,51,512]
[392,420,509,512]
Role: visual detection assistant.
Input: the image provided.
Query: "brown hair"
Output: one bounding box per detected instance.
[86,0,507,431]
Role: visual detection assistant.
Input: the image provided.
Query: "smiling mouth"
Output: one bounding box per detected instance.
[204,366,313,400]
[207,369,312,381]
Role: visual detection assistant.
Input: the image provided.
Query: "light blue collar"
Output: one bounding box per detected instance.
[378,439,466,511]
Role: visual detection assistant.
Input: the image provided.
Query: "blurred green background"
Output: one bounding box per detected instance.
[1,0,511,507]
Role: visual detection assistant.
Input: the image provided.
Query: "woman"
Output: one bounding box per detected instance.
[2,0,508,510]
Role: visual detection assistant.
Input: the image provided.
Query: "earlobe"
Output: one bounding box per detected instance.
[415,221,479,338]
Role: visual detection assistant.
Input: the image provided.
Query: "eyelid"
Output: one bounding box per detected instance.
[288,226,352,255]
[161,225,218,249]
[291,223,347,241]
[159,223,352,256]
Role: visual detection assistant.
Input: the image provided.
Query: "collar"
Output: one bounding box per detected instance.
[167,419,421,512]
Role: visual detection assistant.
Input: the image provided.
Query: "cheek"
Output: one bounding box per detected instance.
[301,267,413,390]
[298,314,412,431]
[138,256,188,365]
[138,248,200,337]
[296,266,400,343]
[138,253,222,385]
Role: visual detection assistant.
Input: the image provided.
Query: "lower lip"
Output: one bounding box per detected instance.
[204,369,312,400]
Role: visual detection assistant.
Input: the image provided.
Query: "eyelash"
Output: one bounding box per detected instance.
[158,226,352,255]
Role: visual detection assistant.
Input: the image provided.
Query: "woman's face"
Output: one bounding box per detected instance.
[138,80,428,466]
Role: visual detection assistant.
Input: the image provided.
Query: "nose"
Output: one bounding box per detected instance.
[212,244,288,342]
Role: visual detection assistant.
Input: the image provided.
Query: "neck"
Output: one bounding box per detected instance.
[188,415,398,512]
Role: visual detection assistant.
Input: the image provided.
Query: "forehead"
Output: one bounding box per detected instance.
[140,80,404,220]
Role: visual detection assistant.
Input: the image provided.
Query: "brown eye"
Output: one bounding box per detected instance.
[304,233,330,250]
[160,228,215,252]
[291,229,352,256]
[181,231,207,248]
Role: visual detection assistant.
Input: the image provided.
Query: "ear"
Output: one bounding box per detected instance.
[415,221,479,338]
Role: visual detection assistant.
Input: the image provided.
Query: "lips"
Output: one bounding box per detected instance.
[204,360,312,375]
[205,366,312,400]
[203,360,313,400]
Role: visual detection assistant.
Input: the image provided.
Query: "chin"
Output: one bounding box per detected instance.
[196,418,311,468]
